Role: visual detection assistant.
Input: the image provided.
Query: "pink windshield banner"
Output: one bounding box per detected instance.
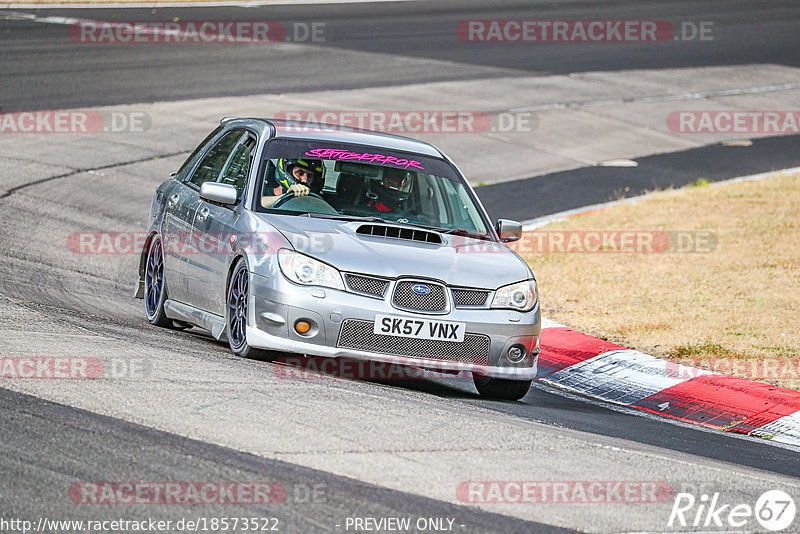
[304,148,425,170]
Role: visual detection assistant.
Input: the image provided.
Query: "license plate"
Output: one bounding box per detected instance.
[373,314,466,342]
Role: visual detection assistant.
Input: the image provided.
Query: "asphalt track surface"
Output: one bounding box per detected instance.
[0,387,570,533]
[1,1,800,533]
[0,0,798,111]
[479,134,800,222]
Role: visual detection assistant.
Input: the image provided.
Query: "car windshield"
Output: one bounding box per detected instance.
[256,139,491,237]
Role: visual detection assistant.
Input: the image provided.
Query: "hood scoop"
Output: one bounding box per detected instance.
[356,224,443,245]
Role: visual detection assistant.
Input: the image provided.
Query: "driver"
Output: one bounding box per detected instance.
[363,167,414,213]
[262,158,324,208]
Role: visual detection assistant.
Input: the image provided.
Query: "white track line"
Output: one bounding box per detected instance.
[510,82,800,113]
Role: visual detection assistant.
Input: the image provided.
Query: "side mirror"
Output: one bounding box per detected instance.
[199,182,238,205]
[496,219,522,243]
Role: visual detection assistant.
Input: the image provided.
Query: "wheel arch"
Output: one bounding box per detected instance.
[226,253,248,295]
[134,232,159,299]
[220,253,250,340]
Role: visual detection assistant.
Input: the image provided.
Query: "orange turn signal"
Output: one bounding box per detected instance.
[294,320,311,334]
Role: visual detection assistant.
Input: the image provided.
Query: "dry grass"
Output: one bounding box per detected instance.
[521,172,800,389]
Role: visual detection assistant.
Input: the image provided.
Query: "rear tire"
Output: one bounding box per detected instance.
[226,258,279,361]
[473,376,532,401]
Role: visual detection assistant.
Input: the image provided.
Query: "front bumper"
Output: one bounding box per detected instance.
[246,271,540,380]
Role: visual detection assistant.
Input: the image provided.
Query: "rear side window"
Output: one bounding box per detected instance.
[189,130,244,188]
[174,125,223,182]
[219,135,256,201]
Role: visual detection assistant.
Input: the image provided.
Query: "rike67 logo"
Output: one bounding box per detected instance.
[668,490,796,531]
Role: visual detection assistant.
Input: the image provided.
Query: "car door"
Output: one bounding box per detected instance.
[160,126,224,304]
[181,128,249,313]
[187,132,257,316]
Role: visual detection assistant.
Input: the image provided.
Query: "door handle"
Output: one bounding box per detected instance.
[197,207,210,222]
[167,193,179,208]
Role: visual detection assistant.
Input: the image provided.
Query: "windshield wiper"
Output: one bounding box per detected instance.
[427,227,493,241]
[300,213,388,223]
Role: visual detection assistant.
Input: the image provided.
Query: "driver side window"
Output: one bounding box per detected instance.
[189,130,244,188]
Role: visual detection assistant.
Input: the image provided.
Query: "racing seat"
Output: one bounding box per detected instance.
[331,173,365,210]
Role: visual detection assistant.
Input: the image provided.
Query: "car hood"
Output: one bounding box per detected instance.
[259,215,532,289]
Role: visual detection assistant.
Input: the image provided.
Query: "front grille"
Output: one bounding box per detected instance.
[452,289,490,307]
[345,274,388,297]
[337,319,490,365]
[356,224,443,244]
[393,280,447,312]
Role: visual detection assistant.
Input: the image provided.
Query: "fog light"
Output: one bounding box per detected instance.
[294,320,311,334]
[507,344,526,363]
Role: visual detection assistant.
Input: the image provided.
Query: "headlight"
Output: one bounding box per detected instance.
[491,280,537,312]
[277,249,344,290]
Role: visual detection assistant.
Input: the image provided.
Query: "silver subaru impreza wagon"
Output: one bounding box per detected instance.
[136,118,540,400]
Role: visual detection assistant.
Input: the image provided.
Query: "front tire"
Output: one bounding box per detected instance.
[226,258,278,360]
[144,236,172,328]
[473,376,532,401]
